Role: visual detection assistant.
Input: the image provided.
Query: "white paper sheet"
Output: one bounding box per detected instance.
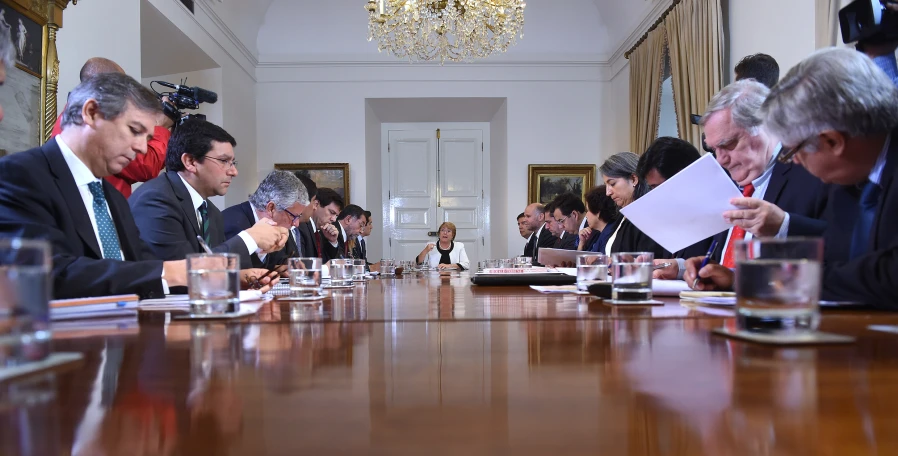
[652,280,692,297]
[620,154,740,253]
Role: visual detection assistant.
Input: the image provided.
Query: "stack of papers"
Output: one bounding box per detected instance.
[480,267,552,274]
[139,290,264,312]
[50,294,140,321]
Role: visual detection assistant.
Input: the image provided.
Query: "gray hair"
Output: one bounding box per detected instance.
[248,170,309,211]
[700,79,770,136]
[61,72,161,127]
[600,152,639,179]
[0,26,13,69]
[761,47,898,149]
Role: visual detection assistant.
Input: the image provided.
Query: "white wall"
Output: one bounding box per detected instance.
[603,62,631,155]
[57,0,141,108]
[255,66,604,260]
[728,0,816,83]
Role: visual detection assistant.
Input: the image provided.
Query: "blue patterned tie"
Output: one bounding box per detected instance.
[198,201,211,245]
[850,180,882,259]
[87,182,123,261]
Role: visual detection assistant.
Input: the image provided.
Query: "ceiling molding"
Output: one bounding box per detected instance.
[605,0,674,69]
[193,0,259,66]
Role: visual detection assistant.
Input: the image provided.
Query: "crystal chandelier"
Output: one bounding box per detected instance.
[365,0,526,63]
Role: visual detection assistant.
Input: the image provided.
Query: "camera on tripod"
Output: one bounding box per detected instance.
[150,80,218,126]
[840,0,898,44]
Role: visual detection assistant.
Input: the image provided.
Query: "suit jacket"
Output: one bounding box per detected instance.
[221,201,298,268]
[351,236,370,264]
[821,130,898,307]
[129,171,251,267]
[555,232,578,250]
[523,235,534,257]
[298,221,317,257]
[528,224,558,266]
[0,141,165,299]
[299,220,341,261]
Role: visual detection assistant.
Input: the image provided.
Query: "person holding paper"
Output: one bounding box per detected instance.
[686,48,898,307]
[600,152,671,259]
[699,79,829,269]
[579,185,620,252]
[416,222,470,270]
[522,203,558,266]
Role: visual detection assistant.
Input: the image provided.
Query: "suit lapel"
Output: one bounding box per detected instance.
[207,201,224,246]
[764,162,789,204]
[44,142,102,258]
[872,129,898,246]
[165,171,202,238]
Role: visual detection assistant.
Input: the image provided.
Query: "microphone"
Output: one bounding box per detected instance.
[153,81,218,104]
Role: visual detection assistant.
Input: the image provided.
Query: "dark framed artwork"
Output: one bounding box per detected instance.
[528,164,596,204]
[0,2,41,76]
[275,163,350,204]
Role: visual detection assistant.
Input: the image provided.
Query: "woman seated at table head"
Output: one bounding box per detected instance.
[416,222,471,270]
[600,152,671,259]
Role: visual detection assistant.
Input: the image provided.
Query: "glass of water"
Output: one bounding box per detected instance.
[0,238,51,365]
[576,253,608,291]
[735,238,823,334]
[514,256,533,268]
[380,259,396,276]
[288,257,323,300]
[187,253,239,315]
[351,259,367,282]
[611,252,654,301]
[329,259,353,287]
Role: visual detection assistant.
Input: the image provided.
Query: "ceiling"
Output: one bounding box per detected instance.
[197,0,663,63]
[141,0,219,78]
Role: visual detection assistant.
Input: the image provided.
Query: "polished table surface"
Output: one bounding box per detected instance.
[3,274,898,455]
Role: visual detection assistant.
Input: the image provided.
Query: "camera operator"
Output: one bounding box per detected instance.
[51,57,174,198]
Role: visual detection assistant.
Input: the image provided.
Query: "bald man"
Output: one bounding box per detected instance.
[50,57,174,197]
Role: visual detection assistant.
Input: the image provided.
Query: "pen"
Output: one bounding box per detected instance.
[692,239,719,289]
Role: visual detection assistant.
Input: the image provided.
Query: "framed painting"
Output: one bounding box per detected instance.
[275,163,350,204]
[0,0,72,154]
[528,164,596,204]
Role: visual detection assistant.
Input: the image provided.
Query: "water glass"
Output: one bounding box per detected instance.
[735,238,823,334]
[611,252,654,301]
[499,258,515,268]
[483,259,499,270]
[576,253,608,291]
[187,253,239,314]
[380,259,396,276]
[329,259,353,287]
[0,238,51,365]
[351,259,367,282]
[514,256,533,268]
[288,257,323,300]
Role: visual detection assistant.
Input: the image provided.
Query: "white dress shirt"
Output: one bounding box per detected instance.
[58,137,125,260]
[177,173,259,254]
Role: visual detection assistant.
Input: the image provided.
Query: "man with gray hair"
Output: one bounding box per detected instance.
[222,169,310,269]
[684,48,898,307]
[698,79,828,268]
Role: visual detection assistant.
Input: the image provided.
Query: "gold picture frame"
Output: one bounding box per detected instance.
[0,0,72,153]
[274,163,350,205]
[528,164,596,204]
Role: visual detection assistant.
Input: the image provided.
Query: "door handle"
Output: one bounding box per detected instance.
[427,231,439,237]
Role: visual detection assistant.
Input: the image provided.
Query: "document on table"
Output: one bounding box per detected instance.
[620,154,741,253]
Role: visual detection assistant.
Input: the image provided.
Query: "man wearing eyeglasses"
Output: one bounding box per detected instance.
[222,170,310,269]
[551,193,586,251]
[697,79,829,268]
[130,119,288,267]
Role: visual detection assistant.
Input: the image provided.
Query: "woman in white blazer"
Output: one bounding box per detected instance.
[416,222,470,270]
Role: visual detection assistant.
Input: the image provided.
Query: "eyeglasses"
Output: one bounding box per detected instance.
[283,208,302,225]
[206,156,239,170]
[778,136,815,164]
[556,216,568,224]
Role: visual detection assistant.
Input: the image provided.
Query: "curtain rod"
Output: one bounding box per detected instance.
[625,0,683,59]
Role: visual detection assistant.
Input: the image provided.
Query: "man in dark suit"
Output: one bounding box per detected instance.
[685,48,898,307]
[517,212,533,256]
[522,203,558,266]
[699,79,828,268]
[0,73,188,298]
[334,204,366,259]
[129,119,288,267]
[351,210,372,263]
[222,170,310,269]
[551,193,588,251]
[301,188,344,262]
[293,174,319,258]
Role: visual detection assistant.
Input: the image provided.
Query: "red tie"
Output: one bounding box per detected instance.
[722,183,755,268]
[315,230,323,258]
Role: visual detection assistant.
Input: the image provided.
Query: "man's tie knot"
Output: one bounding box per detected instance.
[88,181,106,203]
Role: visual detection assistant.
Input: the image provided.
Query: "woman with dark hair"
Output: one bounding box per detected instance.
[578,185,621,252]
[416,221,470,270]
[599,152,670,258]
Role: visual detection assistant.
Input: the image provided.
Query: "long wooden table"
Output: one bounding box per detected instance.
[3,272,898,455]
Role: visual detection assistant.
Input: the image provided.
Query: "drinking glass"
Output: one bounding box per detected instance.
[499,258,515,268]
[187,253,239,314]
[288,257,323,300]
[735,238,823,334]
[576,253,608,291]
[351,259,367,282]
[514,256,533,268]
[0,238,51,365]
[380,259,396,276]
[329,259,353,287]
[611,252,654,301]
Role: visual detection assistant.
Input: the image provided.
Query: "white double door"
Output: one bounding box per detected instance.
[384,123,489,267]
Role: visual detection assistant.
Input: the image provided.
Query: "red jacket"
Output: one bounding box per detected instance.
[51,111,170,198]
